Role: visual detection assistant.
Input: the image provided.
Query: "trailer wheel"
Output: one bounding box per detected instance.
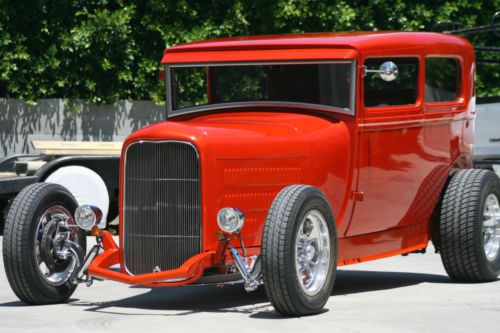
[439,169,500,282]
[2,183,86,304]
[261,185,337,316]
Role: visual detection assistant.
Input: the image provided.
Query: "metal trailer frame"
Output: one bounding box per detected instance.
[0,142,121,230]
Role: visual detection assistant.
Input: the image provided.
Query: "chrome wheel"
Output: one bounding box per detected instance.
[483,194,500,261]
[34,205,83,286]
[295,209,331,296]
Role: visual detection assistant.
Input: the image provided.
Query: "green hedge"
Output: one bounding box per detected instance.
[0,0,498,104]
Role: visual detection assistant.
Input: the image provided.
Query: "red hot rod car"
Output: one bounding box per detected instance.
[3,32,500,316]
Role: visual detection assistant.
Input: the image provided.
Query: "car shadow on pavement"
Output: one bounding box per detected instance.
[57,269,451,318]
[332,269,450,296]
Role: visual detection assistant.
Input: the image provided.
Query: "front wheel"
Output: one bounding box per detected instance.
[261,185,337,316]
[2,183,86,304]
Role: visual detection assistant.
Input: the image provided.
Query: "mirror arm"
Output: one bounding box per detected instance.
[362,61,399,81]
[363,67,387,75]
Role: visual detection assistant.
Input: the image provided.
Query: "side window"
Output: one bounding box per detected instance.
[425,57,461,102]
[364,58,419,107]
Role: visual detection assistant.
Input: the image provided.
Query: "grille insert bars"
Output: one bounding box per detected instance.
[123,141,201,275]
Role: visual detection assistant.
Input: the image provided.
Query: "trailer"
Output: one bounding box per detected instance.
[474,99,500,176]
[0,141,121,230]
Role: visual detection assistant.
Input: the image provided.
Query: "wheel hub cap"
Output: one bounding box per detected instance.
[34,206,81,286]
[483,193,500,261]
[295,210,330,296]
[305,244,316,261]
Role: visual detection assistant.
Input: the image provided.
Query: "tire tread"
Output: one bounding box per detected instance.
[262,185,336,316]
[439,169,500,282]
[2,183,79,304]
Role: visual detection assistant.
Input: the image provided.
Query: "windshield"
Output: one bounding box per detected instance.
[167,61,356,116]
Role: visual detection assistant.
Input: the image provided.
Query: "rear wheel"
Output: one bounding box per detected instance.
[439,169,500,282]
[262,185,337,316]
[2,183,86,304]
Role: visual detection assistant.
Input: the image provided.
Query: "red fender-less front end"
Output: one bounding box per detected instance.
[88,111,354,286]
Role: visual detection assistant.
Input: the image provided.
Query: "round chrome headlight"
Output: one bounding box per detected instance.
[217,208,244,233]
[74,205,102,231]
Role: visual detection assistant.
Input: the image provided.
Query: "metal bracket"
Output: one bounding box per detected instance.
[74,244,101,286]
[227,244,262,292]
[361,65,367,77]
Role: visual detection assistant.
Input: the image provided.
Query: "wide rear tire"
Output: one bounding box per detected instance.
[261,185,337,316]
[2,183,86,304]
[439,169,500,282]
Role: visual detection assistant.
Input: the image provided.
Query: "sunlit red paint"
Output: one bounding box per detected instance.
[88,32,475,285]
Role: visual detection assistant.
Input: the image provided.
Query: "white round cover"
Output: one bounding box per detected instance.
[45,165,109,228]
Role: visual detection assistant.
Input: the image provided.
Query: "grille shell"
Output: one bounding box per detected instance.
[122,140,201,275]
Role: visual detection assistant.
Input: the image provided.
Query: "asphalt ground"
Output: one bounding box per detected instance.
[0,236,499,333]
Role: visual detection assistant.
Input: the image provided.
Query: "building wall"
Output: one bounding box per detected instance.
[1,98,498,159]
[0,99,165,157]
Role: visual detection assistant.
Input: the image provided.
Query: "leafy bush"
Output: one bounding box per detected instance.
[0,0,498,104]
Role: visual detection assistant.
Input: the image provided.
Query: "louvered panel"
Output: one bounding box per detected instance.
[123,141,201,275]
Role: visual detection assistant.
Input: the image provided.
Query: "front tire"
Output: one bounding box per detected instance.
[439,169,500,282]
[261,185,337,316]
[2,183,86,304]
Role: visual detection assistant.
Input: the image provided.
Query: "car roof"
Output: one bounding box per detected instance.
[164,31,472,55]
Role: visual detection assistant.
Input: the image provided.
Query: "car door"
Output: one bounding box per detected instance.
[346,56,431,236]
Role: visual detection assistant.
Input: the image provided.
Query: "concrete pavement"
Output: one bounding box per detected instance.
[0,236,499,333]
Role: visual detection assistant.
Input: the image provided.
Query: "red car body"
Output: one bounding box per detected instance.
[87,32,476,286]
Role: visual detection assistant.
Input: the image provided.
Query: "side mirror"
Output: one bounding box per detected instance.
[379,61,398,81]
[364,61,399,82]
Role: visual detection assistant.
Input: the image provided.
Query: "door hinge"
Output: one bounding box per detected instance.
[351,191,364,202]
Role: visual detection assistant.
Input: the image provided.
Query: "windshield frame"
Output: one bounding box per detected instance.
[165,60,357,118]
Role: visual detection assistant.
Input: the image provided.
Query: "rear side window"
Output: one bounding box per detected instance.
[364,58,419,107]
[425,58,461,102]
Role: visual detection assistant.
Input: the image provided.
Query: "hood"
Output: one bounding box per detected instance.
[124,111,347,160]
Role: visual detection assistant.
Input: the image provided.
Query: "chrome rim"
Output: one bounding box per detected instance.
[483,194,500,261]
[295,209,331,296]
[34,205,81,286]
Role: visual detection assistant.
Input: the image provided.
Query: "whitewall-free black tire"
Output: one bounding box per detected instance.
[261,185,337,316]
[3,183,86,304]
[439,169,500,282]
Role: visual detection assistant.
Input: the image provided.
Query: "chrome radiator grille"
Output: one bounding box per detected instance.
[123,141,201,275]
